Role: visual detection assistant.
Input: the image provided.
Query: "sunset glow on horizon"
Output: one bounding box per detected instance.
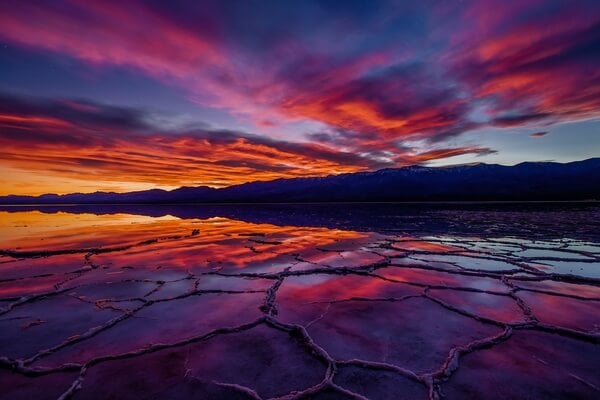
[1,0,599,195]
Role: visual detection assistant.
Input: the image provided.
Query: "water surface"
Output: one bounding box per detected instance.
[1,204,599,399]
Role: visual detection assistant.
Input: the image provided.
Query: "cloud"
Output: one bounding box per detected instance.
[0,92,495,194]
[530,131,549,138]
[0,0,476,151]
[490,113,553,127]
[0,92,150,133]
[0,1,597,146]
[0,93,368,186]
[395,147,497,164]
[281,64,477,145]
[0,0,598,194]
[451,1,600,127]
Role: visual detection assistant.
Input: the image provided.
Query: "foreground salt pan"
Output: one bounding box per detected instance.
[0,205,599,399]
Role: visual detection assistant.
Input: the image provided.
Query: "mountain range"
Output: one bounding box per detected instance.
[2,158,599,204]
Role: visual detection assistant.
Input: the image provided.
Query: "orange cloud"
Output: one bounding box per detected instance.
[0,92,495,195]
[1,1,595,195]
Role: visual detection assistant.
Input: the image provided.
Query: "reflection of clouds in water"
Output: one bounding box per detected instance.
[0,208,599,399]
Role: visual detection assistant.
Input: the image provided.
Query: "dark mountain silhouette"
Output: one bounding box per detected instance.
[2,158,599,204]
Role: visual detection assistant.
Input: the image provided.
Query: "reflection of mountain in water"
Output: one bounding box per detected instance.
[2,203,599,241]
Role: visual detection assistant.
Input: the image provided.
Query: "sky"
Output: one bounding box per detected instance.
[0,0,599,195]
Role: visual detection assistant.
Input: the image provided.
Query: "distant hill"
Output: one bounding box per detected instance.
[2,158,599,203]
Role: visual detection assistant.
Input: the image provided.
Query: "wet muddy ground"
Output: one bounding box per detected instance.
[1,205,599,399]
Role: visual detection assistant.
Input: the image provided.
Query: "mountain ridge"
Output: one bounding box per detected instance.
[2,158,599,203]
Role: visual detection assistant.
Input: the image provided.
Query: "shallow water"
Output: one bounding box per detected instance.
[1,204,599,399]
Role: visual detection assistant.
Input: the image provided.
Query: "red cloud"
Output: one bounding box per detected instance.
[1,1,597,148]
[451,2,600,127]
[0,1,597,195]
[0,93,493,195]
[0,1,468,148]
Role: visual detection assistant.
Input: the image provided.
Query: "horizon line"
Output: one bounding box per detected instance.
[2,157,597,198]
